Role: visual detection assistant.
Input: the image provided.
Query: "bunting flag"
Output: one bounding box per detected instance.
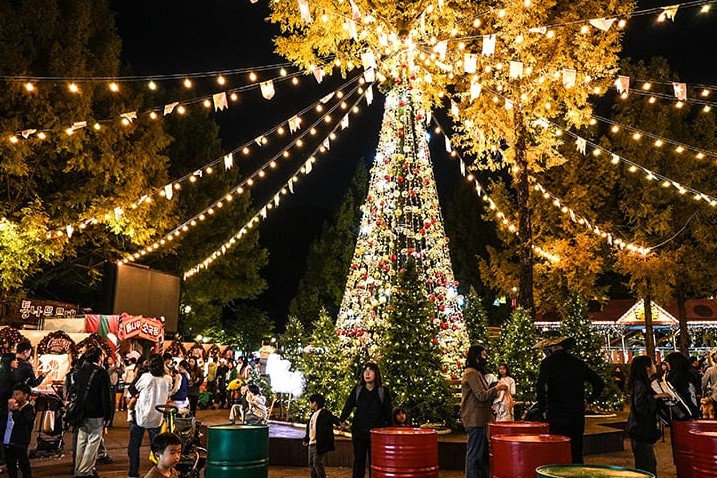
[474,181,482,196]
[164,184,174,200]
[576,137,587,155]
[213,92,228,111]
[21,129,36,139]
[260,206,268,219]
[320,92,334,103]
[288,177,295,194]
[361,51,377,70]
[615,76,630,94]
[588,17,616,31]
[470,80,482,101]
[505,99,514,110]
[482,34,496,56]
[673,82,687,100]
[435,41,447,60]
[323,137,330,150]
[366,85,373,105]
[260,80,275,100]
[273,194,281,207]
[528,26,547,34]
[450,100,459,117]
[459,159,466,176]
[341,114,349,130]
[348,20,358,40]
[305,159,313,174]
[164,102,179,115]
[312,67,324,84]
[349,0,360,20]
[378,33,389,47]
[425,110,432,126]
[509,61,523,79]
[445,135,452,153]
[562,69,577,88]
[298,0,312,23]
[223,153,234,170]
[288,115,302,133]
[71,121,87,131]
[66,225,74,238]
[364,67,376,83]
[120,112,137,123]
[662,4,679,20]
[114,207,124,219]
[464,53,477,74]
[255,136,265,146]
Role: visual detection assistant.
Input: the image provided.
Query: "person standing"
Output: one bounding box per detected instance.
[186,357,203,416]
[12,342,45,388]
[536,336,604,464]
[627,355,670,477]
[73,347,112,478]
[339,362,393,478]
[127,354,170,478]
[492,363,516,422]
[462,345,505,478]
[665,352,700,418]
[303,393,340,478]
[701,350,717,402]
[4,383,34,478]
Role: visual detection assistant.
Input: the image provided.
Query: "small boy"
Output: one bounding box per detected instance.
[4,383,35,478]
[144,432,182,478]
[303,393,340,478]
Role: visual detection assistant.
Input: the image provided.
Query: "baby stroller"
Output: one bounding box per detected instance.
[155,405,206,478]
[29,391,65,458]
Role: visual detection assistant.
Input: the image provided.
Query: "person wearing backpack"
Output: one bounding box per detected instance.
[339,362,392,478]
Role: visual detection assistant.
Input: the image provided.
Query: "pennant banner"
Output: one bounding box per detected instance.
[576,137,587,155]
[673,82,687,101]
[298,0,312,23]
[164,102,178,116]
[213,92,228,111]
[366,85,373,105]
[562,69,577,88]
[588,17,616,31]
[464,53,477,74]
[509,61,523,79]
[615,76,630,94]
[364,67,375,83]
[223,153,234,170]
[482,34,496,56]
[260,80,275,100]
[164,184,174,200]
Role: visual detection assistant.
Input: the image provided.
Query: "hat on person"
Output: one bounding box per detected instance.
[533,336,575,350]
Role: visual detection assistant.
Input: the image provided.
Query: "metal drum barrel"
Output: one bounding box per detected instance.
[691,430,717,478]
[536,464,655,477]
[205,424,269,478]
[370,427,439,478]
[487,421,550,469]
[491,434,571,478]
[671,420,717,478]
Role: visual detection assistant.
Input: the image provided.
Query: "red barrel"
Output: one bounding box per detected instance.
[492,434,571,478]
[691,430,717,478]
[488,421,550,444]
[370,427,438,478]
[671,420,717,478]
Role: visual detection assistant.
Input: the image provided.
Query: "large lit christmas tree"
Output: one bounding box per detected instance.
[336,81,469,378]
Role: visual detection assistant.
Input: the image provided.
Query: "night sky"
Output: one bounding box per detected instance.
[110,0,717,330]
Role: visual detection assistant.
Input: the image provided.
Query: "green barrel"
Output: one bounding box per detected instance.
[536,464,655,478]
[206,424,269,478]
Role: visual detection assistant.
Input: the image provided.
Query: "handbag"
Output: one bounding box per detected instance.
[65,368,98,428]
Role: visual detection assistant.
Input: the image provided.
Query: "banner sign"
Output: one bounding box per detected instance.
[118,315,164,343]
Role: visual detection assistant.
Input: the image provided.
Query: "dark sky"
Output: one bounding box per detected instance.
[111,0,717,330]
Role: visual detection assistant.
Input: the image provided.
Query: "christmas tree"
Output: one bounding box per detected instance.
[380,259,454,425]
[559,295,622,411]
[336,82,469,379]
[463,286,491,349]
[496,308,540,402]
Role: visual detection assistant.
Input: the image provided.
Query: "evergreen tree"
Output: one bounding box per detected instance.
[496,308,540,402]
[289,160,369,327]
[559,295,622,410]
[463,286,491,348]
[379,259,453,425]
[279,315,306,369]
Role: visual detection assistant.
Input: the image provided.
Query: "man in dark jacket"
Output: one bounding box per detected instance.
[13,341,45,388]
[303,393,340,478]
[536,336,604,464]
[72,347,112,478]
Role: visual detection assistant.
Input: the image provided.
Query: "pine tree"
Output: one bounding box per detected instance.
[279,316,306,369]
[380,259,454,425]
[463,287,491,348]
[496,307,540,402]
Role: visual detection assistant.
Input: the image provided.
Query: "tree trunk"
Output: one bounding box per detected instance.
[644,279,656,360]
[514,115,534,318]
[676,287,690,356]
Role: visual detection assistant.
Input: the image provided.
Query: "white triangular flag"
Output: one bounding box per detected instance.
[528,26,547,34]
[349,0,360,20]
[341,115,349,130]
[213,92,228,111]
[509,61,523,79]
[298,0,312,23]
[260,80,275,100]
[451,100,459,117]
[288,178,295,194]
[320,92,334,104]
[445,135,452,153]
[588,18,616,31]
[482,35,496,56]
[288,115,302,133]
[164,102,178,115]
[364,68,375,83]
[21,129,37,139]
[569,209,576,222]
[114,207,124,219]
[425,110,432,125]
[576,137,587,155]
[305,160,313,174]
[71,121,87,131]
[260,206,268,219]
[164,184,174,200]
[562,69,577,88]
[673,82,687,101]
[273,194,281,207]
[66,225,74,238]
[312,67,324,84]
[378,34,389,47]
[223,153,234,170]
[194,170,203,178]
[323,137,330,150]
[435,41,447,60]
[347,20,358,40]
[459,159,466,176]
[505,99,513,110]
[120,112,137,122]
[615,76,630,94]
[365,85,373,105]
[255,136,265,146]
[464,53,477,74]
[474,181,482,196]
[611,154,620,164]
[361,51,376,70]
[662,5,678,21]
[470,80,482,101]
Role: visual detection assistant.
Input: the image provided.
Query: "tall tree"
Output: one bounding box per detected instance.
[462,286,491,348]
[495,307,540,402]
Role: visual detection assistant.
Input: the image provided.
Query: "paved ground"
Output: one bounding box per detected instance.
[24,408,677,478]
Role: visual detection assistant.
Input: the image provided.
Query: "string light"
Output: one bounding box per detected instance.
[68,83,79,93]
[148,81,157,90]
[109,82,119,92]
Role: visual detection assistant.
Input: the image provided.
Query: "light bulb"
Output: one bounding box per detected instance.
[109,82,119,92]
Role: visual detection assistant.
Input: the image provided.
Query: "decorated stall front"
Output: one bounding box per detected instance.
[85,313,165,357]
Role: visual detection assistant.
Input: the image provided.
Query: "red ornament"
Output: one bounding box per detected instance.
[419,228,426,235]
[432,338,439,345]
[450,374,458,380]
[440,321,448,330]
[390,254,397,261]
[351,263,358,270]
[397,176,405,183]
[384,174,391,181]
[357,329,364,336]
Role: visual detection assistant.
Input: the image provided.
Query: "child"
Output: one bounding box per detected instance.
[4,383,35,478]
[393,407,411,427]
[303,393,340,478]
[144,432,182,478]
[244,384,268,425]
